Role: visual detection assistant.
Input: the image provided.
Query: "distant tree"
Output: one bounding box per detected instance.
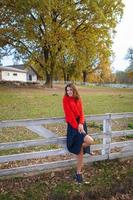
[115,71,127,83]
[126,65,133,81]
[125,48,133,80]
[126,48,133,66]
[115,70,133,83]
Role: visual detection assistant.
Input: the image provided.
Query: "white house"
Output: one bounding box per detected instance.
[0,64,38,82]
[0,66,27,82]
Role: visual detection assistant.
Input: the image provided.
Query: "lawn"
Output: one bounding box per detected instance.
[0,84,133,120]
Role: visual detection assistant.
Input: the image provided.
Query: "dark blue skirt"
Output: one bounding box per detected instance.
[67,120,90,155]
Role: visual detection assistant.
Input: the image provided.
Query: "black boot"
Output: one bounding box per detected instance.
[75,173,83,183]
[83,146,90,154]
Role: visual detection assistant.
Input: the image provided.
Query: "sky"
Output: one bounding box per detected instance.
[111,0,133,72]
[1,0,133,72]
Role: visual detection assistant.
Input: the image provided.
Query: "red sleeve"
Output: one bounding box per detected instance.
[79,98,85,124]
[63,96,78,129]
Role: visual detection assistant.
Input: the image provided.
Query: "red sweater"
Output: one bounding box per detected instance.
[63,95,84,129]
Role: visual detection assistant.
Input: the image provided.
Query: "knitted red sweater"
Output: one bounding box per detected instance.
[63,95,84,129]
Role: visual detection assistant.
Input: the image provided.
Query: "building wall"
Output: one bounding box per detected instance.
[26,68,37,82]
[1,70,27,82]
[0,71,2,81]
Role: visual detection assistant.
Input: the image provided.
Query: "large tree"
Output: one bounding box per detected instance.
[0,0,124,87]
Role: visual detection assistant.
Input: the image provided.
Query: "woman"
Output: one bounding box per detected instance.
[62,83,94,183]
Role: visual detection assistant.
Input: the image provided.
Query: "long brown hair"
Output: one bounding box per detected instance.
[65,83,80,100]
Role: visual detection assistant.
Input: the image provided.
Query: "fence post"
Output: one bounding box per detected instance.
[102,113,112,157]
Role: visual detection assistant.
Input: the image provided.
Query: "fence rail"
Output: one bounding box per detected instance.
[0,112,133,177]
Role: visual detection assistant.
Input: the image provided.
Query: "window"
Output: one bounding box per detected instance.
[13,73,17,76]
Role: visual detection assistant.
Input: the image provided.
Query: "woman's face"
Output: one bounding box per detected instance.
[66,86,73,97]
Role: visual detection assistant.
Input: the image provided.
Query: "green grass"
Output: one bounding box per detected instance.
[0,85,133,120]
[0,89,63,120]
[0,127,42,143]
[0,159,132,200]
[83,94,133,115]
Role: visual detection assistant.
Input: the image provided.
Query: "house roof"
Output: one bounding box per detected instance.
[3,64,25,70]
[0,66,27,73]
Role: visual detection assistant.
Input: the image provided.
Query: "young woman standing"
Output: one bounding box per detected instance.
[62,83,94,183]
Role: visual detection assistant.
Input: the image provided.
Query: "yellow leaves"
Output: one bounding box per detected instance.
[127,71,133,79]
[1,0,124,84]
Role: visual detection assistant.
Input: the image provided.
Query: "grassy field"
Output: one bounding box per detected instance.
[0,84,133,120]
[0,84,133,148]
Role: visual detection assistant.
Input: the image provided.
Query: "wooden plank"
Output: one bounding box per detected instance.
[121,145,133,152]
[0,143,104,163]
[110,140,133,149]
[109,151,133,160]
[84,154,108,163]
[85,114,109,121]
[0,148,68,163]
[1,112,133,128]
[0,154,108,177]
[111,112,133,119]
[0,114,108,128]
[0,137,66,150]
[91,144,106,151]
[0,117,65,128]
[0,158,77,177]
[111,130,133,138]
[0,137,103,151]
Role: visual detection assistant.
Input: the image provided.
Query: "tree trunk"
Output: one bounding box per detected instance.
[45,71,53,88]
[62,68,67,83]
[82,70,87,84]
[66,74,70,82]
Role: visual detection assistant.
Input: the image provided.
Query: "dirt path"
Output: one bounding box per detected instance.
[54,84,133,94]
[0,83,133,95]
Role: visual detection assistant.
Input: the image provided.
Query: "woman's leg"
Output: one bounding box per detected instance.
[82,135,94,148]
[75,135,94,183]
[76,135,94,173]
[83,121,94,147]
[76,147,84,174]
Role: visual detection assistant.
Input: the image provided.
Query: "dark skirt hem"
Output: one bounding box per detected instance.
[67,121,90,155]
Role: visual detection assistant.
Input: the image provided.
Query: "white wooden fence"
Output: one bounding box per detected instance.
[0,112,133,177]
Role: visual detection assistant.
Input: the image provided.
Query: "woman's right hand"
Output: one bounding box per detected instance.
[78,123,86,134]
